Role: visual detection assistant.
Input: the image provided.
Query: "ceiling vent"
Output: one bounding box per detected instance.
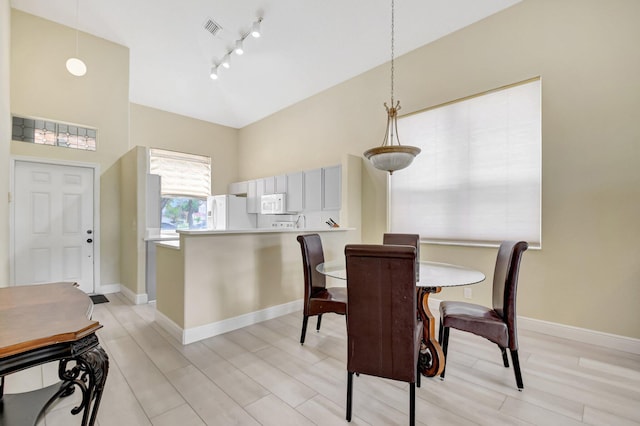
[203,18,222,37]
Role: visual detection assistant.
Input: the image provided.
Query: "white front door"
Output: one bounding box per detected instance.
[13,161,95,293]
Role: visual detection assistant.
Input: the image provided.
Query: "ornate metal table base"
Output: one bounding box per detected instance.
[0,334,109,426]
[417,287,445,377]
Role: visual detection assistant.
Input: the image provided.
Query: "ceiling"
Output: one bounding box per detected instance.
[10,0,521,129]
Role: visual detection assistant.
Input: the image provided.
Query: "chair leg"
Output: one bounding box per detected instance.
[440,326,450,380]
[499,345,510,367]
[409,382,415,426]
[510,349,524,390]
[300,315,309,345]
[346,372,353,422]
[316,314,323,332]
[416,367,421,388]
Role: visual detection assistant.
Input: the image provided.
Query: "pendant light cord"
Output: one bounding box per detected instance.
[74,0,80,56]
[390,0,395,106]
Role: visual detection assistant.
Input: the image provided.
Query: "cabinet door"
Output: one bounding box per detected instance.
[275,175,287,193]
[304,168,322,212]
[228,181,248,195]
[247,180,258,213]
[286,172,304,212]
[322,165,342,210]
[263,177,275,195]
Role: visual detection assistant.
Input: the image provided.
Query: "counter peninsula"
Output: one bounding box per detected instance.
[155,227,356,344]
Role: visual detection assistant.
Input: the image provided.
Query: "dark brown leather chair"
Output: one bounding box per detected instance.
[383,233,420,280]
[344,244,423,425]
[297,234,347,345]
[438,240,528,389]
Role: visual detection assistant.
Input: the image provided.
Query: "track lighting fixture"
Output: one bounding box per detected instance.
[208,15,263,80]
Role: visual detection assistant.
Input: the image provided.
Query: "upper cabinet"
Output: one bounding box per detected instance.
[322,165,341,211]
[286,172,304,212]
[230,164,341,214]
[247,180,258,213]
[228,181,248,195]
[304,168,322,212]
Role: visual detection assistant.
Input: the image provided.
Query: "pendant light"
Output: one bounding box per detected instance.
[363,0,420,174]
[66,0,87,77]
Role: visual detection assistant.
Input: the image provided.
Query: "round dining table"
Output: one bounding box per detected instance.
[317,260,485,377]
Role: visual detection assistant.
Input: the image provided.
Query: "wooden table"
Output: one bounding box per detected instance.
[317,260,485,377]
[0,282,109,426]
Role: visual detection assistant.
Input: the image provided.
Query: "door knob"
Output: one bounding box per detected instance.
[87,238,93,243]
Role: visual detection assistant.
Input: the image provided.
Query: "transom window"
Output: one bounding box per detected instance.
[12,116,97,151]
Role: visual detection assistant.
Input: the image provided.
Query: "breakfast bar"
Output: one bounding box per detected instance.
[154,227,356,344]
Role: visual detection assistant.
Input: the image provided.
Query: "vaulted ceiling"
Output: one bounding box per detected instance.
[10,0,521,128]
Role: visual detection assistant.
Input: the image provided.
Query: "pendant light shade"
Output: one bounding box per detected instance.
[66,57,87,77]
[364,0,420,174]
[66,0,86,77]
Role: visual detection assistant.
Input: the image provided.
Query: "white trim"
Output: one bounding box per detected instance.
[156,299,304,345]
[517,316,640,355]
[9,156,101,293]
[430,298,640,355]
[154,309,184,344]
[95,283,120,295]
[119,284,148,305]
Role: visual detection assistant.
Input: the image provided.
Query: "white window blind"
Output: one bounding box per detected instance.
[149,148,211,198]
[390,78,541,247]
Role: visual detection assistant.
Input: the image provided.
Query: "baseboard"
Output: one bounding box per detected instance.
[155,299,304,345]
[119,285,149,305]
[154,309,184,344]
[430,298,640,355]
[94,283,120,295]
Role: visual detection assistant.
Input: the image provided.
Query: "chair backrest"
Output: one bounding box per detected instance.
[492,240,528,348]
[345,244,418,383]
[383,233,420,280]
[297,234,326,301]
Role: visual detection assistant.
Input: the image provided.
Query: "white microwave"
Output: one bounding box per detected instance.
[261,193,287,214]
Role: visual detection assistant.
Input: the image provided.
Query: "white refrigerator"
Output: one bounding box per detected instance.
[207,195,256,230]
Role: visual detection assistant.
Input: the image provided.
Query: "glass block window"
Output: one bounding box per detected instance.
[12,116,97,151]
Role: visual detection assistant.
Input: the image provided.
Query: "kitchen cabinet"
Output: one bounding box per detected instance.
[275,175,287,194]
[263,176,275,195]
[322,165,341,211]
[228,181,248,195]
[304,168,322,212]
[247,180,258,213]
[286,172,304,212]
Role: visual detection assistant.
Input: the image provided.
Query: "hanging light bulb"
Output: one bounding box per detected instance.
[363,0,420,174]
[66,0,87,76]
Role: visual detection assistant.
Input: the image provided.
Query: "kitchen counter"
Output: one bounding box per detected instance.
[154,227,358,344]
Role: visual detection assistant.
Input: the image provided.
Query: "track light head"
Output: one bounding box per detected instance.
[251,19,262,38]
[221,53,231,69]
[234,39,244,55]
[210,65,219,80]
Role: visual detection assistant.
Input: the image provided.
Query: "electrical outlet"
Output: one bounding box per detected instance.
[464,288,472,299]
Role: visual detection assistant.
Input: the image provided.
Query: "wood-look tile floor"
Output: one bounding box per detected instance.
[5,292,640,425]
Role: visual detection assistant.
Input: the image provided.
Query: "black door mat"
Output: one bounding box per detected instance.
[90,294,109,304]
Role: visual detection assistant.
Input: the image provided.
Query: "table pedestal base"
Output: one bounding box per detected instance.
[417,287,445,377]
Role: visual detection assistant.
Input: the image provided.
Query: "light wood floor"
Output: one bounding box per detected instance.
[5,292,640,425]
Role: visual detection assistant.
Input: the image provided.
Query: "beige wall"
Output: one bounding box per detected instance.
[129,103,240,194]
[10,9,129,288]
[239,0,640,339]
[0,0,10,286]
[118,146,141,295]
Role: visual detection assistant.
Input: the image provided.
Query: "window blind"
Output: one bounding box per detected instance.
[390,78,541,247]
[149,148,211,198]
